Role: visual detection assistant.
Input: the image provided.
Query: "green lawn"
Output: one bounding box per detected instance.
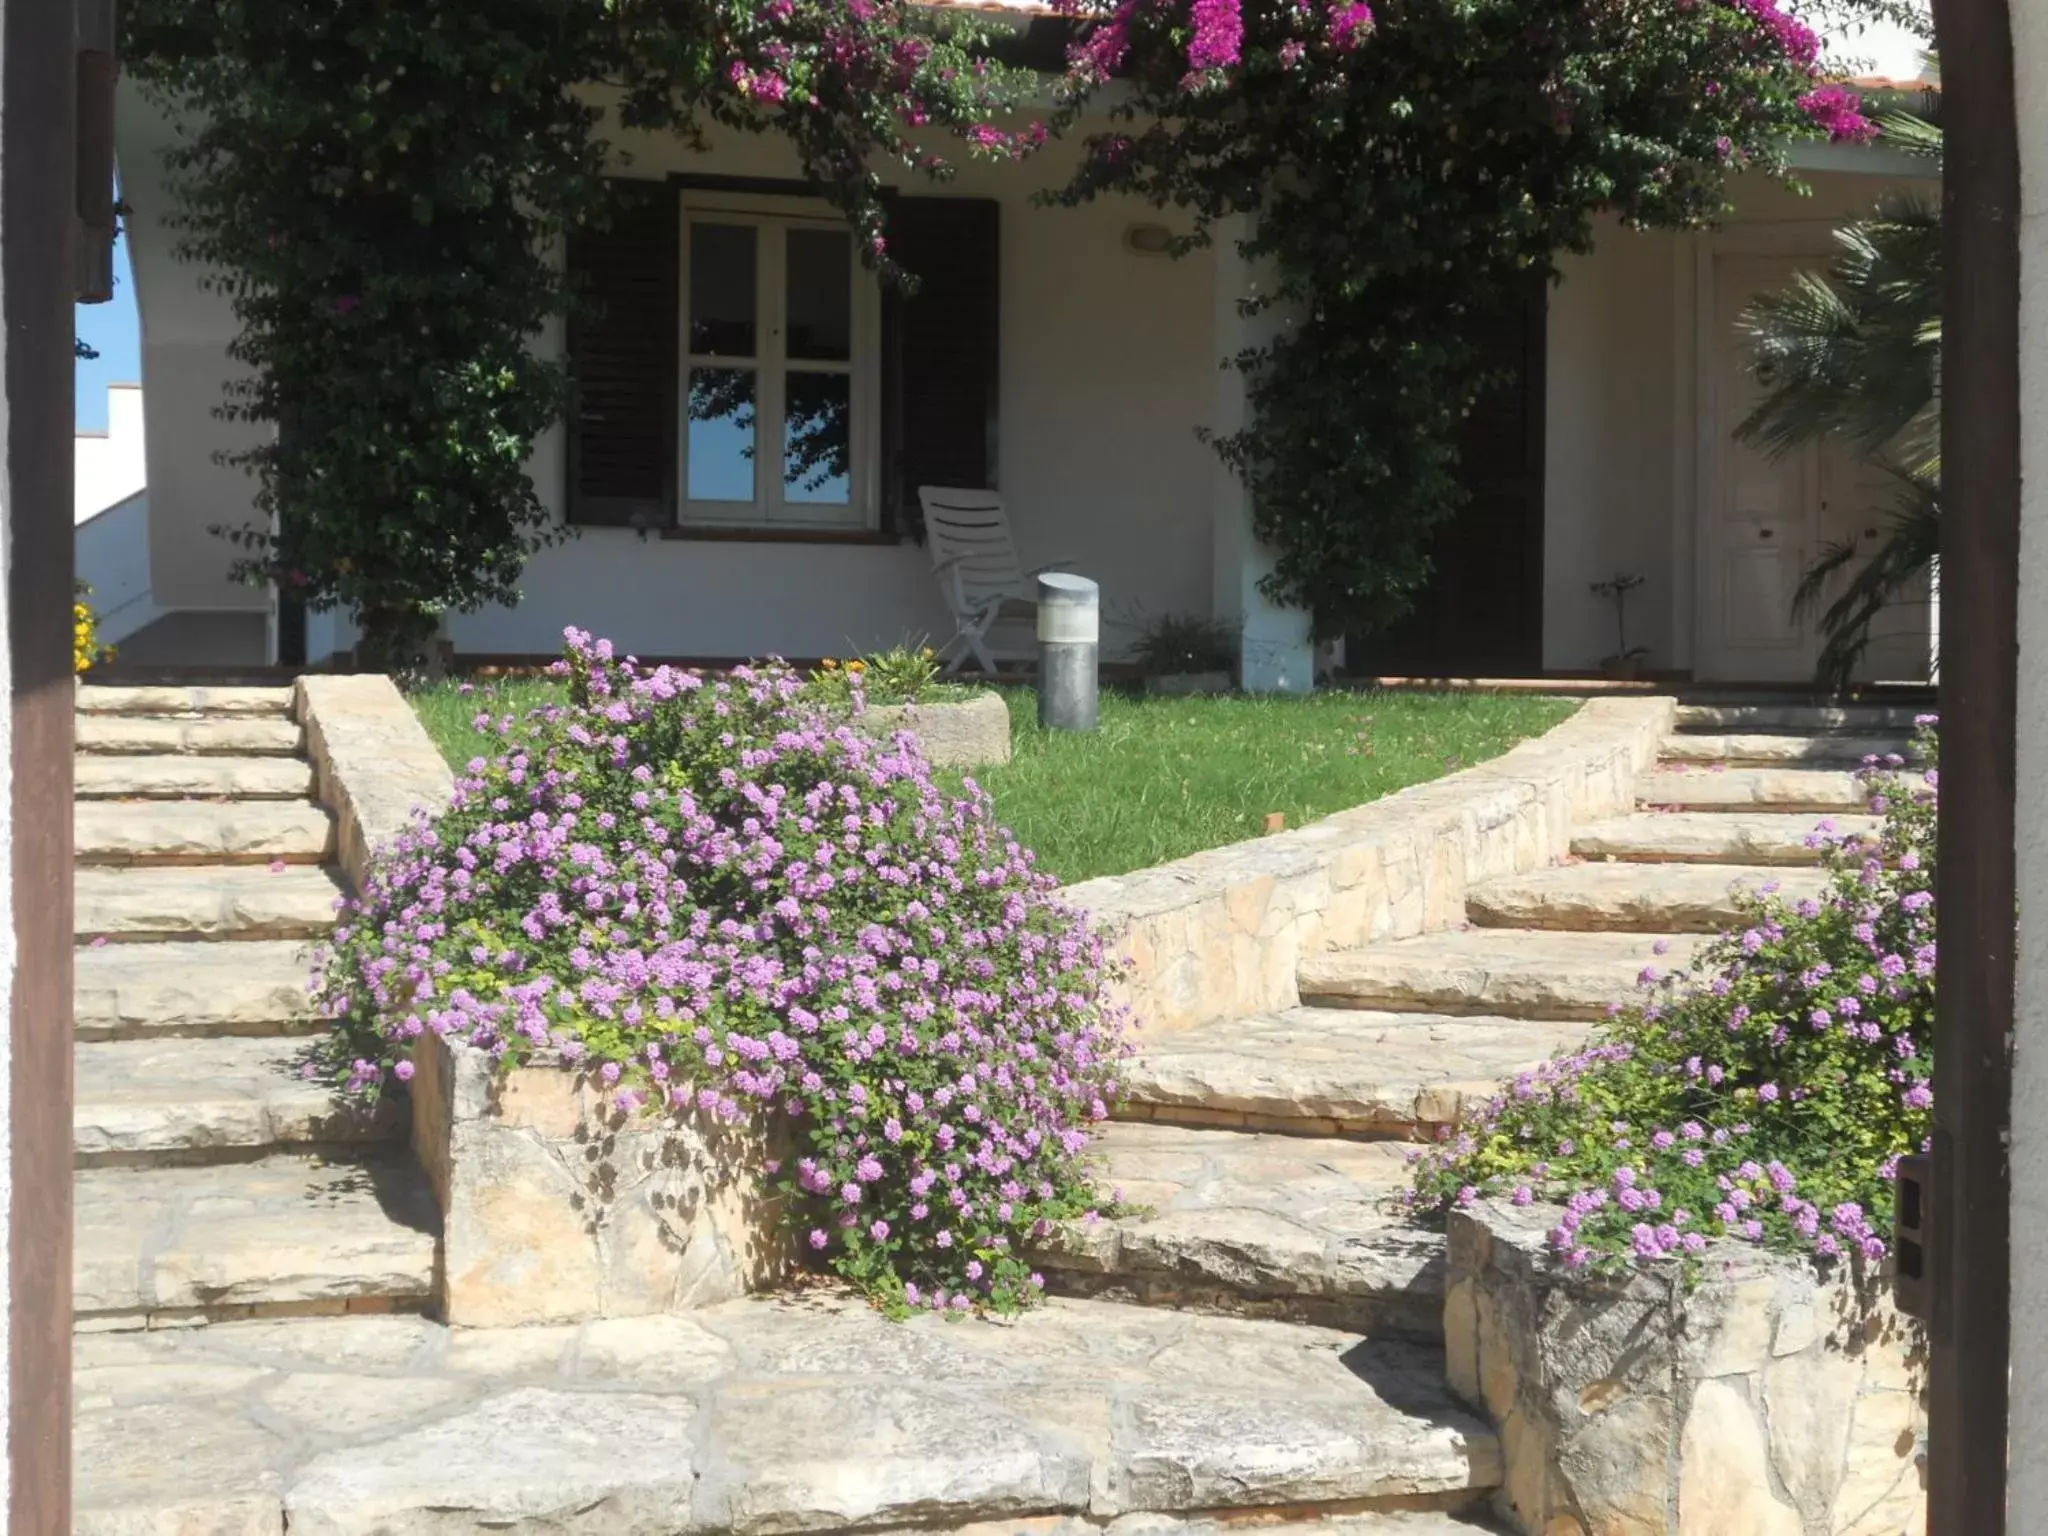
[409,679,1577,885]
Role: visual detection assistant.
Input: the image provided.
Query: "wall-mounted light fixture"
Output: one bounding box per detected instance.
[1123,222,1174,256]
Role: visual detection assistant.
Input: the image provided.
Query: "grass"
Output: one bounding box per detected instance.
[408,677,1577,886]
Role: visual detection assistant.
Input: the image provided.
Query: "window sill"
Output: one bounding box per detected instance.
[660,525,907,547]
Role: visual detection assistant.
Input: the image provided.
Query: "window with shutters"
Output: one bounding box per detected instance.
[678,192,882,530]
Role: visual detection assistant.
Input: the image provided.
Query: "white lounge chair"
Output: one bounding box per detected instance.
[918,487,1073,676]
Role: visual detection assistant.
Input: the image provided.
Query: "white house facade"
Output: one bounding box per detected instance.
[113,62,1940,685]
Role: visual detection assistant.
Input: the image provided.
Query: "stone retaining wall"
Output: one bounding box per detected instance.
[1062,697,1675,1038]
[409,1034,794,1327]
[1445,1201,1925,1535]
[296,674,457,891]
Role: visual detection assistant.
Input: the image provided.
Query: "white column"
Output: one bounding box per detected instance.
[1210,217,1315,694]
[2009,0,2048,1521]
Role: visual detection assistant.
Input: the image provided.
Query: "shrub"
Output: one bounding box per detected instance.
[318,629,1126,1313]
[1410,721,1937,1276]
[1130,613,1238,677]
[74,582,113,673]
[806,645,952,708]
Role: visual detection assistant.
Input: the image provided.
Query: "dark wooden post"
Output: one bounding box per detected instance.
[2,0,78,1526]
[1927,0,2020,1528]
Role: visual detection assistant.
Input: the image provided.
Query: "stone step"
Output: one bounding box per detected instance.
[1299,930,1704,1020]
[75,754,317,801]
[1636,765,1868,814]
[1466,863,1830,935]
[1659,732,1912,766]
[76,939,320,1040]
[75,864,346,943]
[1122,1008,1594,1138]
[1037,1122,1447,1339]
[75,799,337,867]
[1673,703,1925,734]
[75,1153,437,1328]
[1571,810,1879,865]
[75,1036,401,1165]
[77,684,295,718]
[76,714,304,756]
[74,1298,1503,1534]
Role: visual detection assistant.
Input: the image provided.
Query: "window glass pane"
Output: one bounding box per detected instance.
[784,372,851,506]
[689,224,756,357]
[687,367,756,503]
[785,228,852,362]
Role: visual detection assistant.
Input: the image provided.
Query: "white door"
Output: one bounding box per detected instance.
[1697,256,1824,682]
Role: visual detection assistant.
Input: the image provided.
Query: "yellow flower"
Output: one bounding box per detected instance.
[820,658,839,671]
[847,659,866,674]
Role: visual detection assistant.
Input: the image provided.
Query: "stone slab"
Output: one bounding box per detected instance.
[76,799,337,866]
[1036,1122,1447,1338]
[76,864,347,942]
[1120,1008,1594,1135]
[76,1035,401,1163]
[76,714,305,756]
[1659,732,1912,766]
[75,753,318,800]
[1636,765,1870,813]
[75,938,319,1039]
[410,1035,794,1327]
[76,1153,437,1323]
[297,674,456,890]
[1672,703,1927,733]
[857,690,1012,767]
[78,684,295,718]
[1064,698,1676,1039]
[1571,810,1878,865]
[1465,862,1830,934]
[1298,930,1702,1020]
[1445,1202,1925,1536]
[74,1297,1501,1535]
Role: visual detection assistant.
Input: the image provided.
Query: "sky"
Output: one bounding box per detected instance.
[74,229,139,433]
[72,10,1930,436]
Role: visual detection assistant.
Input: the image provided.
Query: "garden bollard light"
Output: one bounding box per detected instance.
[1037,572,1099,732]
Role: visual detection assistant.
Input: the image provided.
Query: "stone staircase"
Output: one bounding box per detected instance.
[1041,700,1900,1358]
[71,683,438,1330]
[70,693,1912,1534]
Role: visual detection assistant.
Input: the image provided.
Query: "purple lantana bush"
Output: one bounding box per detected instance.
[1411,721,1938,1278]
[317,629,1126,1314]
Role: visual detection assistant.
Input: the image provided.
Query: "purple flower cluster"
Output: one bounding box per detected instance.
[318,630,1127,1312]
[1412,722,1938,1277]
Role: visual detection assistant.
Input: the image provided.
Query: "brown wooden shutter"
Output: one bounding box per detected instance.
[881,196,1000,537]
[565,179,679,528]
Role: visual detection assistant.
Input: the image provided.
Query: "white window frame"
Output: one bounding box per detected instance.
[677,191,882,531]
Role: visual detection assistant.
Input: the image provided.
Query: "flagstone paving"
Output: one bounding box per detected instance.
[68,686,1915,1532]
[73,1300,1504,1536]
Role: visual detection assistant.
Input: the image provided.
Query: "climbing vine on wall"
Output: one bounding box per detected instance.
[1049,0,1894,635]
[123,0,1901,657]
[121,0,1032,666]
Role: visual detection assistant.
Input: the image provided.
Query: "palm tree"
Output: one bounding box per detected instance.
[1736,106,1941,687]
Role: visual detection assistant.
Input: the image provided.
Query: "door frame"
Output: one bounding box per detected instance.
[1689,221,1847,681]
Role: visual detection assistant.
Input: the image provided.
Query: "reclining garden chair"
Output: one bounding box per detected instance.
[918,487,1073,676]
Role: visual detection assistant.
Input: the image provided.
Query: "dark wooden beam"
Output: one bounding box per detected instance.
[1928,0,2020,1528]
[2,0,76,1526]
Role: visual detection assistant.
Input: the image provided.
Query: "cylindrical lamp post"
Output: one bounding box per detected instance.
[1036,572,1099,732]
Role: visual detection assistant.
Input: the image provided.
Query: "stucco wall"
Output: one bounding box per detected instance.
[1542,169,1941,677]
[118,88,1221,663]
[116,94,271,617]
[2007,0,2048,1521]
